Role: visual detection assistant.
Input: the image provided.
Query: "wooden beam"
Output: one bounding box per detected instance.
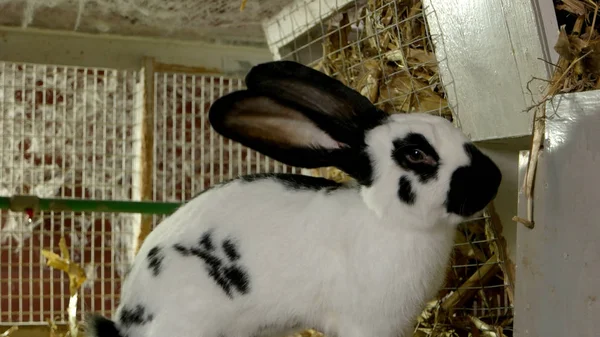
[135,57,156,255]
[0,26,272,72]
[153,62,222,75]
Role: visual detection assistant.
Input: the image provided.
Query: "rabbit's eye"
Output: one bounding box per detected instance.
[406,149,426,163]
[406,149,438,166]
[393,135,440,169]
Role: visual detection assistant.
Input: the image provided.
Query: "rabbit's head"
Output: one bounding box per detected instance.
[209,61,501,228]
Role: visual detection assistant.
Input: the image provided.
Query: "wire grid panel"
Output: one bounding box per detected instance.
[442,216,513,324]
[268,0,453,120]
[263,0,512,330]
[151,72,300,226]
[0,61,143,324]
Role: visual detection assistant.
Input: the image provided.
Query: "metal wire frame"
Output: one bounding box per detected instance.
[0,61,141,324]
[270,0,452,119]
[149,72,302,227]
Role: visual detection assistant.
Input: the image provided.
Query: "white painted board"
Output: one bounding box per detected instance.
[422,0,555,141]
[514,90,600,336]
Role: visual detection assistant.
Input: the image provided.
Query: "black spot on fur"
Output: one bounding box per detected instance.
[86,313,124,337]
[199,231,215,251]
[240,173,343,191]
[173,243,190,256]
[190,247,237,298]
[398,175,416,205]
[342,148,377,186]
[446,143,502,217]
[222,239,240,261]
[392,133,440,183]
[119,304,153,328]
[176,231,250,299]
[223,265,250,293]
[146,246,164,277]
[191,247,223,270]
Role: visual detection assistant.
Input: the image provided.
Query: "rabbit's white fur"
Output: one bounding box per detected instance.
[86,61,501,337]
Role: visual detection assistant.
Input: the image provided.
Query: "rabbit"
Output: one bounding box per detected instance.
[85,60,502,337]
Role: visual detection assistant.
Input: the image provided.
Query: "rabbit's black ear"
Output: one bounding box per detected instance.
[208,61,388,183]
[243,61,388,146]
[208,89,380,184]
[209,90,348,169]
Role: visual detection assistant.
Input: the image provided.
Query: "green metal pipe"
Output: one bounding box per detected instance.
[0,195,182,215]
[0,196,10,211]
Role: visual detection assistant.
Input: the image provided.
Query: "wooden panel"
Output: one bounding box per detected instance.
[422,0,555,141]
[0,26,272,74]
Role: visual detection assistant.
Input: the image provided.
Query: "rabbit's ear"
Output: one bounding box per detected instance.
[243,61,387,144]
[209,61,387,181]
[208,91,349,169]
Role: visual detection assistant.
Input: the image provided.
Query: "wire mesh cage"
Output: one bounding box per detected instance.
[0,62,302,329]
[0,62,142,324]
[263,0,514,335]
[150,71,301,227]
[267,0,452,119]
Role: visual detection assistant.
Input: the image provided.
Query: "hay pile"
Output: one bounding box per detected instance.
[551,0,600,93]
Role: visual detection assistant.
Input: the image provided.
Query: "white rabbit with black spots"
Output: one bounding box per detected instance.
[86,61,502,337]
